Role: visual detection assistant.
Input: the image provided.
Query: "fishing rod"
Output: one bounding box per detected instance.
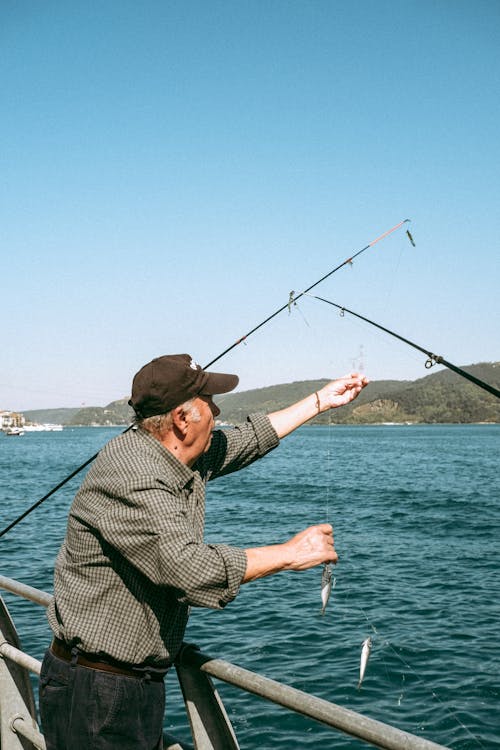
[305,294,500,400]
[204,219,411,368]
[0,454,101,539]
[0,219,410,539]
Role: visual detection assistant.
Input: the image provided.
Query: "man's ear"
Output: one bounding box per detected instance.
[171,406,188,436]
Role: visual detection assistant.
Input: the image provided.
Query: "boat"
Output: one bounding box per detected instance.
[3,426,25,436]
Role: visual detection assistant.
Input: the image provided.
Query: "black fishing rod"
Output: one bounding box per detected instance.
[204,219,411,368]
[306,294,500,400]
[0,454,101,539]
[0,219,410,539]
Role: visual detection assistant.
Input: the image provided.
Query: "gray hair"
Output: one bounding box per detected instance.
[136,399,200,439]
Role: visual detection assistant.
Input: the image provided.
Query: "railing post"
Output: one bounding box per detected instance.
[0,595,44,750]
[175,643,240,750]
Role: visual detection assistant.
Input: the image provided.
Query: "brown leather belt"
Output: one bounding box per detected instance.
[50,638,166,682]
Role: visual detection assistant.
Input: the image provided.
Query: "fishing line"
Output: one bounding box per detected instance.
[315,422,487,745]
[305,295,500,400]
[1,220,410,539]
[318,424,486,745]
[332,557,488,750]
[316,426,486,750]
[288,292,311,328]
[380,237,406,320]
[319,395,337,615]
[356,607,488,750]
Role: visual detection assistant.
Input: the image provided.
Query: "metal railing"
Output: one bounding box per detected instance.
[0,574,451,750]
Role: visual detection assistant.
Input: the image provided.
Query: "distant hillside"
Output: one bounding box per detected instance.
[23,407,81,424]
[216,362,500,425]
[67,398,134,426]
[22,362,500,426]
[23,400,134,426]
[215,377,413,424]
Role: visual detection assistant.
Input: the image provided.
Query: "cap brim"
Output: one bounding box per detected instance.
[201,371,239,396]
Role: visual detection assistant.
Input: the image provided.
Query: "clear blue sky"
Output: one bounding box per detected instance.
[2,1,499,410]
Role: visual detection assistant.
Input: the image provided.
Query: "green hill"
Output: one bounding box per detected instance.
[67,398,134,426]
[23,399,134,427]
[22,362,500,426]
[216,362,500,425]
[23,407,81,424]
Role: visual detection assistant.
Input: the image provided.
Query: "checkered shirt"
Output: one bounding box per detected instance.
[47,413,279,666]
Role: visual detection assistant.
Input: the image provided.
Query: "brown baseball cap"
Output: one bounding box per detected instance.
[128,354,239,418]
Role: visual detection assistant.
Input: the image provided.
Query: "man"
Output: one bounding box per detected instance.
[39,353,368,750]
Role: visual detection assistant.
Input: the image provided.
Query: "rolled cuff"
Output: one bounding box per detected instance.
[211,544,248,608]
[246,413,280,456]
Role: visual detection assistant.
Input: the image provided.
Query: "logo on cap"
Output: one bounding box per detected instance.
[189,358,200,371]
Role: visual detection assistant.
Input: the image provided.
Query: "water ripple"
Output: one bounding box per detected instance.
[1,424,499,748]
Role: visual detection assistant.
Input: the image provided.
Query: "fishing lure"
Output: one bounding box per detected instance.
[406,229,416,246]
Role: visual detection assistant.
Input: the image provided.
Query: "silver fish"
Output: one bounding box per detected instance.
[320,562,334,615]
[357,636,372,689]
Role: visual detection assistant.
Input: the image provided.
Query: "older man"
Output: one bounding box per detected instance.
[39,353,368,750]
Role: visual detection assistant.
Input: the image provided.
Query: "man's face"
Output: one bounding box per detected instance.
[190,395,220,454]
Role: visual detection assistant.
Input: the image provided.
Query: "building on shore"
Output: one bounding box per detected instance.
[0,410,25,430]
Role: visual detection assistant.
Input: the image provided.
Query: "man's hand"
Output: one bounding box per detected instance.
[268,372,369,437]
[317,372,369,411]
[282,523,338,571]
[243,523,337,582]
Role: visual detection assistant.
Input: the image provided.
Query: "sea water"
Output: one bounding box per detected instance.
[0,424,498,749]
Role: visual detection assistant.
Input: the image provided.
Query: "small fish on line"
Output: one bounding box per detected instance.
[357,636,372,689]
[320,562,335,615]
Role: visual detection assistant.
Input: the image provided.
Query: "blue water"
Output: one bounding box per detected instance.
[1,424,499,749]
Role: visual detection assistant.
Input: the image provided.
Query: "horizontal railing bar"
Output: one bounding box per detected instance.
[0,575,52,607]
[0,641,42,676]
[0,579,451,750]
[178,646,451,750]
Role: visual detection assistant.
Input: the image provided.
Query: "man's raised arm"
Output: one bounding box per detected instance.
[267,373,369,438]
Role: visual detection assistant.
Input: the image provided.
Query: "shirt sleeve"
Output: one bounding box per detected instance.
[96,475,248,609]
[197,412,280,481]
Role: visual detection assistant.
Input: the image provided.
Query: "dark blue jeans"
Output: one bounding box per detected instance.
[39,649,166,750]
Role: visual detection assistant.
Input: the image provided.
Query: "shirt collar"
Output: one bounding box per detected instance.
[134,426,196,489]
